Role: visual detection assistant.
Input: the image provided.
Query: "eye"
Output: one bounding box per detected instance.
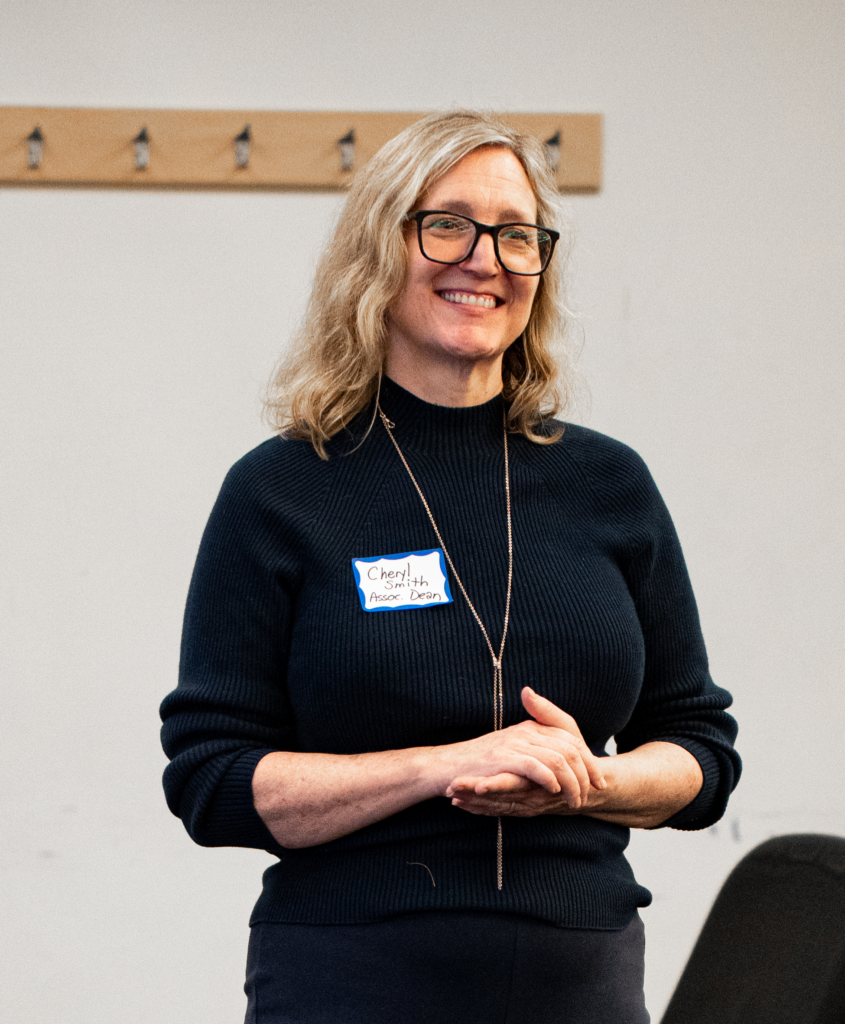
[500,227,534,244]
[423,215,473,234]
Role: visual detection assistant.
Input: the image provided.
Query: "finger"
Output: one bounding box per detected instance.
[522,689,607,790]
[447,775,524,797]
[563,742,600,804]
[452,792,549,817]
[521,737,590,805]
[452,795,528,816]
[539,750,583,808]
[556,739,606,792]
[522,687,579,731]
[567,748,593,805]
[451,798,502,816]
[474,773,532,795]
[582,750,608,791]
[449,762,554,797]
[446,776,487,797]
[527,727,607,791]
[509,756,561,794]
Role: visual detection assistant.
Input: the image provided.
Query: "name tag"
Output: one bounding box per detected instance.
[351,549,453,612]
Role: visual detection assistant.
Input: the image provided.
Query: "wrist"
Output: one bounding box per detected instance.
[420,737,488,797]
[409,743,459,799]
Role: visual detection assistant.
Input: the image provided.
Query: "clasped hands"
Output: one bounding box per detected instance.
[444,687,608,818]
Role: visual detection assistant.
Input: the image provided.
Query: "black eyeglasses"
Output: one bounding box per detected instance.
[407,210,559,276]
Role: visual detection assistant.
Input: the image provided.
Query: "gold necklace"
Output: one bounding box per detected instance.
[378,404,513,890]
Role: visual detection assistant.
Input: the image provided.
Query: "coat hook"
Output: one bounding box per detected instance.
[233,124,251,169]
[27,126,44,170]
[544,130,561,173]
[338,129,355,173]
[133,127,150,171]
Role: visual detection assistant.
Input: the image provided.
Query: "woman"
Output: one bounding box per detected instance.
[160,110,740,1023]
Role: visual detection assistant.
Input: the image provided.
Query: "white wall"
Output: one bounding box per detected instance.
[2,2,843,1021]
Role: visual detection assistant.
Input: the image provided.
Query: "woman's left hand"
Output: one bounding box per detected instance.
[446,689,706,828]
[447,771,580,816]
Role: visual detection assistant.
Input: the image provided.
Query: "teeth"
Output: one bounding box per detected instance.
[441,291,497,309]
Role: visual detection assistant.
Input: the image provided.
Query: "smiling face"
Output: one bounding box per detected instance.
[386,147,541,399]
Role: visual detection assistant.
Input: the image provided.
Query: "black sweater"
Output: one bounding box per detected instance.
[160,377,740,930]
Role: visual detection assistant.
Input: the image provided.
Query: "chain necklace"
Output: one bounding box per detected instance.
[378,403,513,890]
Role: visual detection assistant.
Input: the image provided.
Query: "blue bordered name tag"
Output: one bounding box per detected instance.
[351,548,453,612]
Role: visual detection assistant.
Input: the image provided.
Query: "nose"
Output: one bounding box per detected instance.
[462,231,501,274]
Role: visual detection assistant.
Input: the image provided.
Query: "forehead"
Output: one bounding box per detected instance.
[421,147,538,222]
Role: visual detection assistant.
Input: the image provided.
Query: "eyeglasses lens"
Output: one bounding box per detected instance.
[419,214,552,275]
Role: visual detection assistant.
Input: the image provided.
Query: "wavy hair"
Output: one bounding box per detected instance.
[264,109,575,457]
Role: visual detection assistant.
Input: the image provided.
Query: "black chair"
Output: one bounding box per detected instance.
[662,833,845,1024]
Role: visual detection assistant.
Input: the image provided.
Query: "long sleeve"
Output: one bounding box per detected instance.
[585,440,741,831]
[160,439,324,854]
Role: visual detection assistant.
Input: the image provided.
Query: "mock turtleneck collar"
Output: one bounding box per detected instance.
[377,375,506,453]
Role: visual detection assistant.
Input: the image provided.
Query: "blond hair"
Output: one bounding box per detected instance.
[264,110,575,457]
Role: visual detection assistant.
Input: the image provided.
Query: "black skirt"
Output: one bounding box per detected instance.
[244,910,649,1024]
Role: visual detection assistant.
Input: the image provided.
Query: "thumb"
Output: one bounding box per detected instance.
[521,686,576,731]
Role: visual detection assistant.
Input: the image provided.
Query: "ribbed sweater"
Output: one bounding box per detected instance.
[160,377,740,930]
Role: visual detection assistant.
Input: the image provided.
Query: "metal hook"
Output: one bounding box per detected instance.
[544,130,561,173]
[133,127,150,171]
[338,129,355,173]
[27,126,44,170]
[234,124,251,169]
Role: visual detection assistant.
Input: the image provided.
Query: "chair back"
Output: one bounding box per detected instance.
[662,833,845,1024]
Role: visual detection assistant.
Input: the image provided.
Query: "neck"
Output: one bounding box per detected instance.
[385,342,504,407]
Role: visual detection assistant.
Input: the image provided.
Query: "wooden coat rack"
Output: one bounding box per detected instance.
[0,107,602,191]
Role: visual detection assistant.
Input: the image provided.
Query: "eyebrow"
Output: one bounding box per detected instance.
[432,199,538,223]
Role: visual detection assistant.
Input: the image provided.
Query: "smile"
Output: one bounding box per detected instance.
[439,290,499,310]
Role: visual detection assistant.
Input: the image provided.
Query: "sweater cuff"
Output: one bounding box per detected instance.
[200,747,287,855]
[652,738,722,831]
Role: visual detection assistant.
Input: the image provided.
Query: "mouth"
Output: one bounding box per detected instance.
[438,290,501,310]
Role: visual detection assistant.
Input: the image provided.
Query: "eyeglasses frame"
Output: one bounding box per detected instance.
[407,209,560,277]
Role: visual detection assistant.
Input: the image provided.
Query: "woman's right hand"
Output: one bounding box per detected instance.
[253,687,606,849]
[434,688,606,810]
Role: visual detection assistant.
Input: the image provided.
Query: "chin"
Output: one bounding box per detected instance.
[433,333,508,363]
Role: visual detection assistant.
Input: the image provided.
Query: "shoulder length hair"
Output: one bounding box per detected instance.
[264,109,575,457]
